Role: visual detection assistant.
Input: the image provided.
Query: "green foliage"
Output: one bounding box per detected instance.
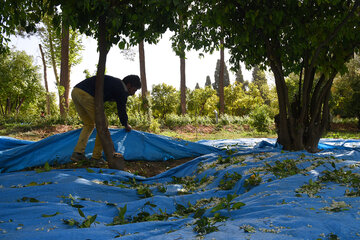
[63,208,97,228]
[151,83,179,120]
[213,59,230,94]
[252,65,270,104]
[211,194,245,213]
[249,104,273,132]
[243,173,262,190]
[0,50,45,116]
[35,162,52,173]
[187,86,218,117]
[296,162,360,198]
[111,205,128,225]
[193,216,219,236]
[218,172,242,190]
[163,113,193,128]
[264,160,301,179]
[332,55,360,125]
[0,0,43,53]
[176,0,360,151]
[224,82,264,117]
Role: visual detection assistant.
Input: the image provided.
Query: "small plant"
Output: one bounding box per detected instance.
[136,184,153,198]
[211,194,245,213]
[63,208,97,228]
[132,201,170,223]
[171,176,200,193]
[110,205,129,225]
[264,159,302,178]
[35,162,52,173]
[218,172,242,190]
[193,216,219,236]
[295,179,324,198]
[249,105,272,132]
[243,173,262,190]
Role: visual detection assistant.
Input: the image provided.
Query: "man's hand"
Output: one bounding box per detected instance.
[125,124,132,132]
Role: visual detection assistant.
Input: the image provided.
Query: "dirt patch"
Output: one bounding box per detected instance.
[27,157,194,178]
[174,125,215,134]
[330,122,359,132]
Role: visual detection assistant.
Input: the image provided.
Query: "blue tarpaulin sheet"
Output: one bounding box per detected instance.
[0,129,360,239]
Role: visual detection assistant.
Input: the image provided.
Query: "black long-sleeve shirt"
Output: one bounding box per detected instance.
[74,75,129,126]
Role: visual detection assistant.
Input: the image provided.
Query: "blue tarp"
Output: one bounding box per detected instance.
[0,130,360,239]
[0,129,221,173]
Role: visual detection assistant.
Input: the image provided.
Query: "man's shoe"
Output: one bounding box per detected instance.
[71,152,88,162]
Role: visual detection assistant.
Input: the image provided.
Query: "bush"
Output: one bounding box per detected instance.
[249,105,272,132]
[163,114,192,128]
[149,118,161,133]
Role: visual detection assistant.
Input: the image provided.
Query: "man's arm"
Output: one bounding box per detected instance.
[116,96,131,131]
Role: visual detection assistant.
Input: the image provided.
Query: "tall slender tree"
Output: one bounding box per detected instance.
[235,64,248,91]
[39,44,51,115]
[252,65,269,104]
[205,75,212,88]
[38,14,83,117]
[59,20,70,118]
[212,59,230,94]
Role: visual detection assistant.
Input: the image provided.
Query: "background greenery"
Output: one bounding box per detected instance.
[1,49,359,140]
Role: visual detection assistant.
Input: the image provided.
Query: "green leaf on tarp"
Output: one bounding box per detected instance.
[42,212,60,217]
[78,208,85,218]
[86,168,95,173]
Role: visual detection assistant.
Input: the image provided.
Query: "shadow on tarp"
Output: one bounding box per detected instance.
[0,129,220,173]
[0,137,359,239]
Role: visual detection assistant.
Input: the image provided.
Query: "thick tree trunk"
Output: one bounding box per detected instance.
[59,22,70,118]
[95,15,124,170]
[272,61,335,152]
[39,44,50,115]
[180,56,186,115]
[219,39,225,114]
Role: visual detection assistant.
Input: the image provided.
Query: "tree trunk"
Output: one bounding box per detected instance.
[138,40,150,120]
[48,29,59,94]
[219,39,225,114]
[180,56,186,115]
[59,21,70,118]
[178,14,187,116]
[270,50,336,153]
[139,40,148,98]
[95,15,124,170]
[39,44,51,115]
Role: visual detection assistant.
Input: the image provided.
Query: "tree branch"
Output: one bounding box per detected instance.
[310,0,359,69]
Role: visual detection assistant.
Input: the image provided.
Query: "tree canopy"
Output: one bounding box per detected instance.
[0,0,44,53]
[0,49,44,115]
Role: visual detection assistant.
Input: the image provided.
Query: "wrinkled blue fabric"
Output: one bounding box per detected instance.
[0,133,359,240]
[0,129,220,173]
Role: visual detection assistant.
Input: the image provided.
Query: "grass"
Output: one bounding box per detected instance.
[160,128,277,142]
[324,131,360,139]
[0,118,358,142]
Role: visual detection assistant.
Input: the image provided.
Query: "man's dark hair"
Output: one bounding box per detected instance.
[123,75,141,89]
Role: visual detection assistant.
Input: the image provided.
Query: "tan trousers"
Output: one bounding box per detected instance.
[71,88,107,159]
